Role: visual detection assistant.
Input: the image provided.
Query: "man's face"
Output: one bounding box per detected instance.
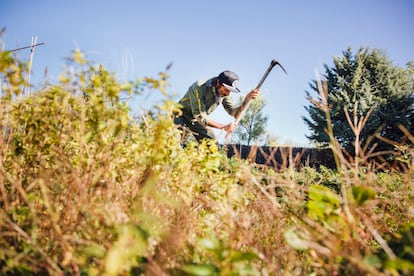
[217,85,230,97]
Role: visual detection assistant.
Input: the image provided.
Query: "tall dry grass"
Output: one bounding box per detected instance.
[0,49,412,275]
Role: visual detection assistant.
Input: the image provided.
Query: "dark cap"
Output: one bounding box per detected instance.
[218,70,240,93]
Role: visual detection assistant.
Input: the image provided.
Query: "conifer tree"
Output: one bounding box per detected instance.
[303,47,414,154]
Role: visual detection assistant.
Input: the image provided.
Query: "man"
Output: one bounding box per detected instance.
[174,70,260,143]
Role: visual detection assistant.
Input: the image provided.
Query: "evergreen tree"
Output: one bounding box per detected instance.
[303,47,414,154]
[233,96,269,146]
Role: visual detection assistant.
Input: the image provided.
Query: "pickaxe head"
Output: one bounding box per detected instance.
[271,59,288,75]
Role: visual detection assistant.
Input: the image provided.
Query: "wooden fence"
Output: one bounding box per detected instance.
[222,144,336,170]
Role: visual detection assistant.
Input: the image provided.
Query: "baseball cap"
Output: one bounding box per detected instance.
[218,70,240,93]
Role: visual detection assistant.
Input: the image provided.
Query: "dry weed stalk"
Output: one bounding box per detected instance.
[308,76,342,171]
[303,72,413,274]
[344,101,374,174]
[229,143,307,171]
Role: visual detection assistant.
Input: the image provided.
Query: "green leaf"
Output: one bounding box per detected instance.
[80,245,106,258]
[104,223,149,275]
[307,185,340,220]
[230,251,259,263]
[104,247,126,275]
[199,236,220,251]
[352,185,375,206]
[182,264,220,276]
[384,258,414,272]
[363,255,382,269]
[308,185,340,206]
[284,229,308,251]
[308,200,329,220]
[73,49,86,65]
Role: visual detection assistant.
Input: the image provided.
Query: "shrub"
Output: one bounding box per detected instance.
[0,48,412,275]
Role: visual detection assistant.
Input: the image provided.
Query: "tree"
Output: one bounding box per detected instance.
[233,96,269,145]
[303,47,414,155]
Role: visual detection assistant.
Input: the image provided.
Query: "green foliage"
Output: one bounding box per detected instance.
[284,169,414,275]
[104,223,149,275]
[0,46,413,276]
[307,184,340,221]
[383,222,414,275]
[182,234,260,275]
[232,96,269,145]
[351,185,375,206]
[0,49,182,274]
[0,50,27,100]
[304,47,414,155]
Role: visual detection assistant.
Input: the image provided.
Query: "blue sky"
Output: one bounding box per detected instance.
[1,0,413,145]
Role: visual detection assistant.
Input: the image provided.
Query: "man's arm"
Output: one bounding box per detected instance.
[204,118,238,133]
[187,90,237,133]
[223,89,261,118]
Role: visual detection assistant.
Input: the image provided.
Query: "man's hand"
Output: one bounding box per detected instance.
[246,89,260,100]
[238,89,260,112]
[222,122,238,133]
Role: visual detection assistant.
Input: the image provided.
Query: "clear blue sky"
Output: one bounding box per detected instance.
[1,0,413,145]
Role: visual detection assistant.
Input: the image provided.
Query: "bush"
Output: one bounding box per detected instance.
[0,49,412,275]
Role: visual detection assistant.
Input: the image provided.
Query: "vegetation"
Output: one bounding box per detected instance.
[232,95,269,146]
[0,47,413,275]
[304,47,414,157]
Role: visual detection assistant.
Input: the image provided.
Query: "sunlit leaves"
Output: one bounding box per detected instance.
[182,264,220,276]
[1,45,412,275]
[0,51,27,99]
[307,184,340,221]
[183,234,260,275]
[142,72,170,96]
[73,49,86,65]
[104,223,149,275]
[284,229,308,251]
[351,185,375,206]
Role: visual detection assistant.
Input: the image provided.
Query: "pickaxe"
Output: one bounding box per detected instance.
[225,59,287,139]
